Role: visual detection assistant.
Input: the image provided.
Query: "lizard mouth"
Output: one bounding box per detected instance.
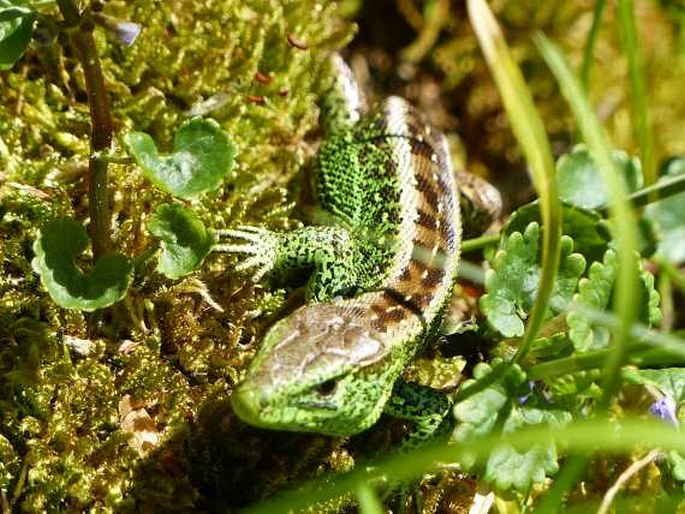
[230,387,266,428]
[231,384,343,433]
[295,399,338,411]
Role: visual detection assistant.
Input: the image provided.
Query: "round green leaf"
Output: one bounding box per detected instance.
[148,203,214,279]
[567,249,617,351]
[645,158,685,265]
[568,248,661,351]
[556,145,642,210]
[0,5,34,70]
[31,219,133,311]
[124,117,236,200]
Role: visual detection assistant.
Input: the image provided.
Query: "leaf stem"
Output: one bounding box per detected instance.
[527,345,685,381]
[132,241,160,269]
[598,171,685,215]
[56,0,113,258]
[460,232,500,253]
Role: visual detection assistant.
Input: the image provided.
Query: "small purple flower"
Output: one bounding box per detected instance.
[93,13,141,47]
[518,381,536,405]
[649,396,678,427]
[111,20,141,47]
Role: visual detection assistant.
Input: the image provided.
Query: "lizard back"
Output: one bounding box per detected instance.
[314,97,460,312]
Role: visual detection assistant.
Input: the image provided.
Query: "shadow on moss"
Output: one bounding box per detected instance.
[123,396,345,512]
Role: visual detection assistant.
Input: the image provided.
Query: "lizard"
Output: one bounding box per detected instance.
[219,55,500,442]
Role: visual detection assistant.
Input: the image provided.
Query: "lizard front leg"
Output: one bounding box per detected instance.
[384,379,454,449]
[215,225,361,302]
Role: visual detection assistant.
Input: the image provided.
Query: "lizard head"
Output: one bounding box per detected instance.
[231,302,397,436]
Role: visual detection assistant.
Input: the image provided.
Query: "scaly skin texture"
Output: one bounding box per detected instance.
[227,93,461,437]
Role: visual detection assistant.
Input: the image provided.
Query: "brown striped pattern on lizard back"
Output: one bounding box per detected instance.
[353,96,460,337]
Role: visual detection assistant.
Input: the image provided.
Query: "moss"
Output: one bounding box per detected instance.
[0,0,355,510]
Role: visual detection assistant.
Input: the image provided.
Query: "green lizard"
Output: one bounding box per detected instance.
[220,55,499,442]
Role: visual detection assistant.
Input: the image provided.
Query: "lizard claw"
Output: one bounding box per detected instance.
[215,226,280,282]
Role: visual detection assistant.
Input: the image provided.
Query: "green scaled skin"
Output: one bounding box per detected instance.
[224,56,463,438]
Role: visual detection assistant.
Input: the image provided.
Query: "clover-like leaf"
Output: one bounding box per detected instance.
[32,219,133,311]
[641,264,662,328]
[481,222,586,338]
[453,367,510,435]
[452,361,571,492]
[556,145,642,210]
[567,249,617,351]
[452,361,526,468]
[148,203,214,279]
[645,158,685,265]
[124,117,236,200]
[548,370,602,400]
[0,2,35,70]
[568,248,660,351]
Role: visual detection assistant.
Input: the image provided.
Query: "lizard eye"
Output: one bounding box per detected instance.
[316,378,338,396]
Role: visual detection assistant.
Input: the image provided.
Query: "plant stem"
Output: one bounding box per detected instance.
[468,0,564,366]
[460,232,500,253]
[597,171,685,215]
[56,0,112,258]
[535,455,587,513]
[527,345,685,381]
[655,256,685,296]
[132,241,160,269]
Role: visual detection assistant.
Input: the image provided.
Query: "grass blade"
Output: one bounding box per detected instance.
[466,0,563,362]
[618,0,657,187]
[535,33,641,510]
[241,418,683,514]
[580,0,607,89]
[536,34,640,410]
